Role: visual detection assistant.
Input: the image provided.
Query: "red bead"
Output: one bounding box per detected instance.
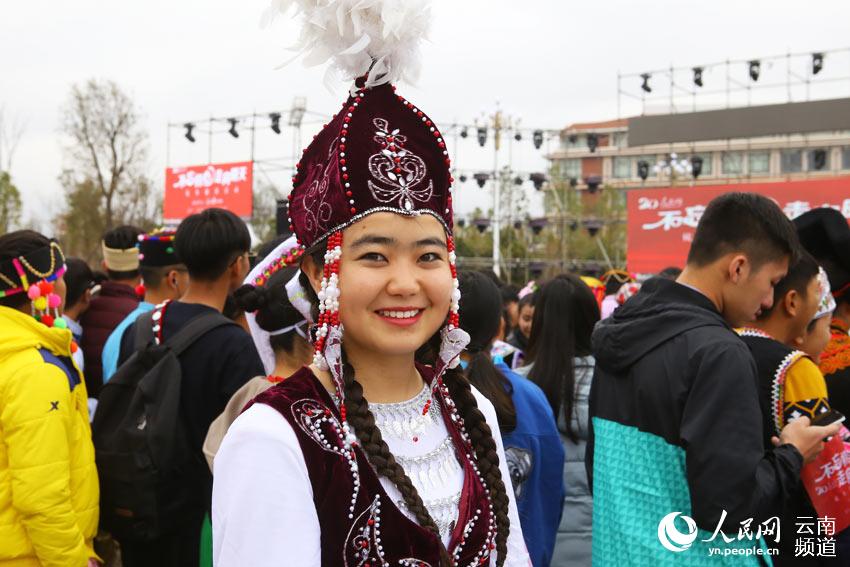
[348,106,355,112]
[341,129,348,136]
[445,158,451,165]
[426,120,432,126]
[339,144,346,151]
[339,159,346,165]
[394,167,401,173]
[387,136,394,142]
[343,117,350,123]
[355,97,362,102]
[350,207,357,214]
[367,519,375,525]
[346,191,353,196]
[438,142,445,148]
[342,174,349,180]
[432,131,440,137]
[417,111,424,117]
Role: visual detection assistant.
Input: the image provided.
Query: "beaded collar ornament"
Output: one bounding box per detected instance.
[0,241,68,329]
[271,0,469,426]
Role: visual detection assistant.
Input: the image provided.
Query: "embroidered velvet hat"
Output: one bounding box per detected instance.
[269,0,467,421]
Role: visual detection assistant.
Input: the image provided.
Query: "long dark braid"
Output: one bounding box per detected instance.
[441,365,510,565]
[341,354,453,566]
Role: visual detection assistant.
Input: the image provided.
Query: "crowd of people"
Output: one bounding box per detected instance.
[3,28,850,565]
[2,189,850,566]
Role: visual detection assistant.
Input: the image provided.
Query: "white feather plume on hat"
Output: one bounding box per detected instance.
[262,0,431,88]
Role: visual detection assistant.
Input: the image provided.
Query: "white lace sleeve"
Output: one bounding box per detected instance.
[470,387,532,567]
[212,403,321,567]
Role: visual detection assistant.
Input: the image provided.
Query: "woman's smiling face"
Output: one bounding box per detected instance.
[335,212,453,359]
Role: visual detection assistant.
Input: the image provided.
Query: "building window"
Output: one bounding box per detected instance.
[690,153,712,176]
[613,156,632,179]
[721,152,744,175]
[749,151,770,174]
[612,132,628,148]
[843,147,850,170]
[781,149,803,173]
[561,158,581,179]
[807,149,830,172]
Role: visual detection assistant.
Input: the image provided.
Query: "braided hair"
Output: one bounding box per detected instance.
[300,242,511,566]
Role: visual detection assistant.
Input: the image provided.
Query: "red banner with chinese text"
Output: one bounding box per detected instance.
[626,177,850,274]
[164,161,253,221]
[800,433,850,534]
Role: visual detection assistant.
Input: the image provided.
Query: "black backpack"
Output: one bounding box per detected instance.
[92,306,235,542]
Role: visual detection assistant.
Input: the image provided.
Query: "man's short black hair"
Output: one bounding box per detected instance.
[64,257,94,309]
[757,250,820,320]
[175,208,251,281]
[139,264,185,289]
[687,192,800,270]
[103,225,142,280]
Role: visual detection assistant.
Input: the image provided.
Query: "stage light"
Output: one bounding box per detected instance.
[693,67,704,87]
[269,113,281,134]
[460,127,468,139]
[813,53,824,75]
[690,156,703,179]
[748,60,761,82]
[457,218,466,228]
[637,160,649,180]
[513,220,523,230]
[568,134,578,144]
[514,175,524,186]
[533,130,544,150]
[585,175,602,194]
[227,118,239,138]
[473,172,490,188]
[514,132,522,142]
[473,218,491,233]
[587,133,598,153]
[529,173,547,191]
[584,219,604,237]
[477,127,488,147]
[184,123,196,143]
[459,174,468,183]
[529,218,548,235]
[569,177,578,188]
[641,73,652,93]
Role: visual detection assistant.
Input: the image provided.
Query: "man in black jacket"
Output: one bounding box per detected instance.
[587,193,840,565]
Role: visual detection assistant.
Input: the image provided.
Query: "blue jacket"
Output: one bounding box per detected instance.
[496,361,565,566]
[101,301,153,382]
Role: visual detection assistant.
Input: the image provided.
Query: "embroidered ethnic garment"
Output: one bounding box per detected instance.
[247,366,497,567]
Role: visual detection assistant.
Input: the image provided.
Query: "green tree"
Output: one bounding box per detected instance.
[58,79,159,258]
[0,171,22,233]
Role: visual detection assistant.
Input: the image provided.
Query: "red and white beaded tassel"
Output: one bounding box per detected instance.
[312,232,348,409]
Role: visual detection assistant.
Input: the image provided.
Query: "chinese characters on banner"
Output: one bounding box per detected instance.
[800,433,850,536]
[164,161,253,221]
[626,176,850,274]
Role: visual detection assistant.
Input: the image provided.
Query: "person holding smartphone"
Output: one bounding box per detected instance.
[739,254,844,564]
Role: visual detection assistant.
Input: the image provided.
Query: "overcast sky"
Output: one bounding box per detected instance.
[3,0,850,229]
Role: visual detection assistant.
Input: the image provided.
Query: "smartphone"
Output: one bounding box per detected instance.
[811,410,846,428]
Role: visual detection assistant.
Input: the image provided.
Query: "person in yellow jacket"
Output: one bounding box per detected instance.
[0,230,99,567]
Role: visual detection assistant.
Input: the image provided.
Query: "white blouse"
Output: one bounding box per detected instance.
[212,384,530,567]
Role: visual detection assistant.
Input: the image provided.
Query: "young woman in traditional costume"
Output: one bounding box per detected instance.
[212,2,528,565]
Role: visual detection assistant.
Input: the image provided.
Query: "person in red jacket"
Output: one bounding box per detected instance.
[80,225,142,397]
